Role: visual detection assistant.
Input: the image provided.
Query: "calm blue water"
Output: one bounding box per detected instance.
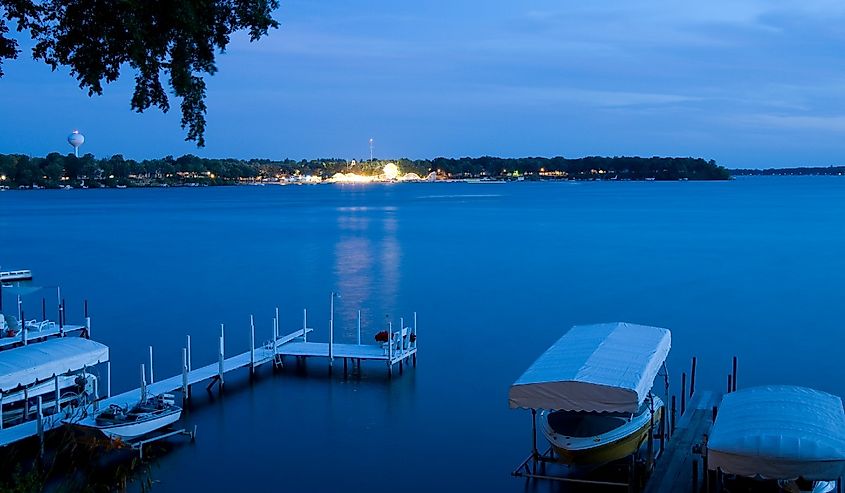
[2,178,845,491]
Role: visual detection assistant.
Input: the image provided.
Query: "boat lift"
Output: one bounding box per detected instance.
[509,322,673,491]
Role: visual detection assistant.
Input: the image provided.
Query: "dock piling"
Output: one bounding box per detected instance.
[249,315,255,375]
[671,395,677,436]
[303,309,308,342]
[149,346,154,384]
[218,336,225,390]
[690,357,697,398]
[357,310,361,345]
[681,372,687,415]
[182,348,188,403]
[731,356,737,392]
[727,374,731,393]
[37,397,44,458]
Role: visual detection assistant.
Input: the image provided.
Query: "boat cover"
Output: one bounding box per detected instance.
[508,322,671,413]
[0,338,109,392]
[708,385,845,480]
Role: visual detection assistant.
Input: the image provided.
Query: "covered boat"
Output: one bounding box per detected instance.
[708,385,845,492]
[509,322,670,465]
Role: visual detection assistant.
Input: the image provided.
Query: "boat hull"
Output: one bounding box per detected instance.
[542,397,664,466]
[94,408,182,440]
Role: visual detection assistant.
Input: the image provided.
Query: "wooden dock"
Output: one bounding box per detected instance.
[0,307,418,448]
[643,391,719,493]
[0,270,32,283]
[91,309,417,411]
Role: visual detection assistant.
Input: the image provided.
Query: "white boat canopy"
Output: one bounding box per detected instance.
[708,385,845,481]
[0,338,109,392]
[509,322,671,413]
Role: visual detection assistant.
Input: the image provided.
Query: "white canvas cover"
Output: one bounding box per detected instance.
[708,385,845,481]
[0,338,109,392]
[508,322,671,413]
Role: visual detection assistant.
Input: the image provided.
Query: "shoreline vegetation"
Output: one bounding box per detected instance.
[0,153,730,189]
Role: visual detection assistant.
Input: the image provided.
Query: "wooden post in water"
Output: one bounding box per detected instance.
[413,312,417,367]
[41,298,45,321]
[357,310,361,345]
[182,348,189,404]
[20,309,26,346]
[54,375,60,414]
[727,374,732,394]
[186,335,192,399]
[731,356,737,392]
[274,307,280,343]
[302,309,308,342]
[36,396,44,458]
[690,356,697,398]
[149,346,155,384]
[671,395,677,436]
[692,459,699,493]
[249,315,256,375]
[218,335,225,390]
[387,321,393,377]
[681,372,687,415]
[140,364,147,402]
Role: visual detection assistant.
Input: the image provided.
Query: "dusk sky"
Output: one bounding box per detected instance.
[2,0,845,167]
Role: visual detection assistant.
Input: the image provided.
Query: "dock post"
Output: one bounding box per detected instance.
[690,356,697,398]
[37,397,44,458]
[329,293,336,368]
[140,364,147,402]
[20,308,26,346]
[54,375,60,414]
[344,357,348,377]
[85,315,91,339]
[107,361,111,398]
[726,374,732,393]
[149,346,155,384]
[250,315,256,375]
[218,336,225,390]
[413,312,417,367]
[274,307,280,344]
[681,372,687,415]
[303,309,308,342]
[731,356,737,392]
[387,322,393,376]
[692,459,699,493]
[41,297,45,321]
[186,335,192,398]
[671,395,677,436]
[357,310,361,345]
[182,348,189,404]
[531,409,538,472]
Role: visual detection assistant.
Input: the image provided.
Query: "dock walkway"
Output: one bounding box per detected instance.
[0,309,418,447]
[643,391,719,493]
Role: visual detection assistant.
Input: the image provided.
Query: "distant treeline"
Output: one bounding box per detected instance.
[731,166,845,176]
[0,152,729,188]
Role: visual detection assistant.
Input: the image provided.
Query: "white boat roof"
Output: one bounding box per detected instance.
[0,338,109,392]
[509,322,671,413]
[708,385,845,481]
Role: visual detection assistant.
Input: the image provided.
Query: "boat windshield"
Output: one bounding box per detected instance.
[547,412,628,437]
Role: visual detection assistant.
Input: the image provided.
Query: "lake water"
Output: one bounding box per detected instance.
[2,178,845,491]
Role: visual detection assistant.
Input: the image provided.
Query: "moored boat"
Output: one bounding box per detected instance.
[79,394,181,440]
[541,394,664,465]
[510,322,671,466]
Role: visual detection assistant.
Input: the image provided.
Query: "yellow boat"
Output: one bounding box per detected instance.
[541,395,663,465]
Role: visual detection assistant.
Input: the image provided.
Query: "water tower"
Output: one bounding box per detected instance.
[67,130,84,157]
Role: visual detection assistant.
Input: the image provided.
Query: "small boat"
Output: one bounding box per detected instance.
[83,394,181,440]
[541,394,663,465]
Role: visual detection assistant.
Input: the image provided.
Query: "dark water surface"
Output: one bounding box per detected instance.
[2,178,844,492]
